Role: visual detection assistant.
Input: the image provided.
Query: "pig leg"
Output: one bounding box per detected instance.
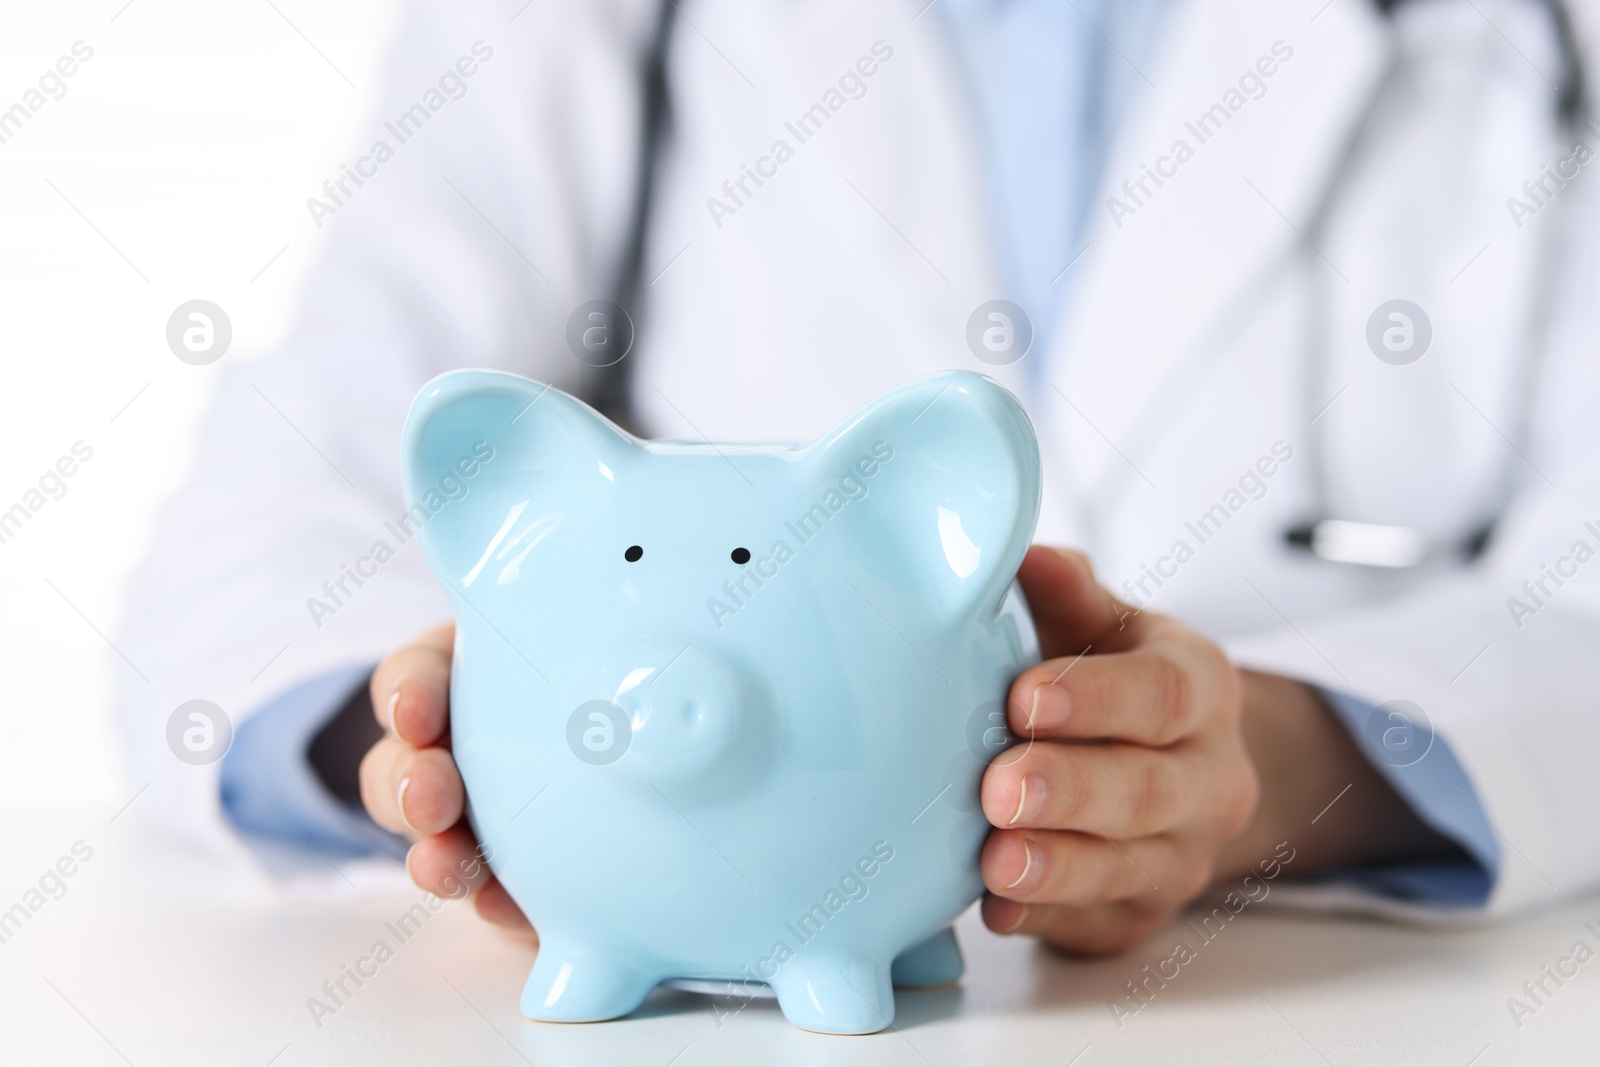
[890,926,964,987]
[518,942,658,1023]
[769,954,894,1034]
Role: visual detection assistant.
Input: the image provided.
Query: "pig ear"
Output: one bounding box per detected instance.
[400,370,629,588]
[809,371,1041,619]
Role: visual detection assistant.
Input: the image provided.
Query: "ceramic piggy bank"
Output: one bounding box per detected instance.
[401,369,1041,1034]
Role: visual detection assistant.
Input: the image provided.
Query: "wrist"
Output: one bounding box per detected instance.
[1213,670,1452,884]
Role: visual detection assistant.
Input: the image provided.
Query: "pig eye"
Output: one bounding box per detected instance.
[731,547,751,564]
[624,545,643,562]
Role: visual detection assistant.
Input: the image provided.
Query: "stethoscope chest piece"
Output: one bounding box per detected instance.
[1284,518,1493,569]
[1283,519,1430,568]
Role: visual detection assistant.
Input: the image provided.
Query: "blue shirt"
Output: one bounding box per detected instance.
[941,0,1170,358]
[221,665,407,863]
[222,0,1498,905]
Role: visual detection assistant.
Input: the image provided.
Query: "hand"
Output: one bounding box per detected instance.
[978,546,1460,954]
[358,623,537,941]
[978,546,1258,954]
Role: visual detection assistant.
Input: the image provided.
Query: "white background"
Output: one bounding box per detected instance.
[0,0,401,801]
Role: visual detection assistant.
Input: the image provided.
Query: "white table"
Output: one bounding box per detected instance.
[3,802,1597,1066]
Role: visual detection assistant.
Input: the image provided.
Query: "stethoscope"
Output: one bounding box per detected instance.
[1281,0,1587,569]
[588,0,678,434]
[593,0,1587,569]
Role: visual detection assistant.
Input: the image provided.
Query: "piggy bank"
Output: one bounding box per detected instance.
[401,369,1041,1034]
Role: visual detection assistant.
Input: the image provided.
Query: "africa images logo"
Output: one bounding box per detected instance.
[305,442,495,628]
[705,41,894,229]
[705,441,894,629]
[304,41,495,228]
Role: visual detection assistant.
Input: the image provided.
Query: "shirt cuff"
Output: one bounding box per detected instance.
[1316,688,1502,907]
[219,664,408,865]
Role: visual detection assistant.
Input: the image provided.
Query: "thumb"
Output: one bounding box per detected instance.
[1013,545,1135,658]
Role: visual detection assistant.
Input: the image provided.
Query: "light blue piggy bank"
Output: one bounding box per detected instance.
[401,369,1041,1034]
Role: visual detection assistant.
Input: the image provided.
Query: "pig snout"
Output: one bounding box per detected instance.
[607,646,769,787]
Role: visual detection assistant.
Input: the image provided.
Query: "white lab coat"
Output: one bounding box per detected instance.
[118,0,1600,917]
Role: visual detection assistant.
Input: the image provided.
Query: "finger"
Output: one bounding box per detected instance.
[981,894,1171,956]
[1015,546,1138,658]
[981,827,1201,908]
[407,827,537,939]
[369,624,455,746]
[1008,635,1232,746]
[474,877,538,941]
[405,822,493,900]
[982,739,1231,839]
[359,735,464,835]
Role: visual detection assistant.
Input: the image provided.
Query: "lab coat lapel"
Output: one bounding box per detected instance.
[1041,0,1392,505]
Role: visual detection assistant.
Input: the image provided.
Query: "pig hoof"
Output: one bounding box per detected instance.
[519,946,657,1023]
[770,956,894,1034]
[891,926,964,987]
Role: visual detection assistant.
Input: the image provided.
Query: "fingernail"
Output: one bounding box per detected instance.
[1005,836,1038,891]
[994,899,1029,934]
[1008,773,1048,826]
[1029,685,1069,731]
[385,689,401,733]
[397,774,418,832]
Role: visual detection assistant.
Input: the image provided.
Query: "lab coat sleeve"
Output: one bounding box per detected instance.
[1225,162,1600,919]
[112,0,657,872]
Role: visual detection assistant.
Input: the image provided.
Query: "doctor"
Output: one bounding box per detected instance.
[119,0,1600,957]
